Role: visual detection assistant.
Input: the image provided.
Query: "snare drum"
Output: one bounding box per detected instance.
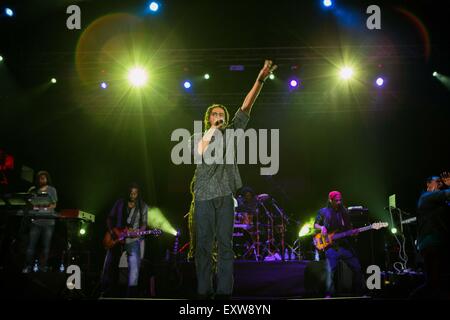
[234,212,253,226]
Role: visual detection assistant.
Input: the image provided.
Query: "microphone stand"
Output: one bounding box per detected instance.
[386,206,412,234]
[386,206,418,273]
[271,200,287,261]
[259,201,274,259]
[255,207,261,261]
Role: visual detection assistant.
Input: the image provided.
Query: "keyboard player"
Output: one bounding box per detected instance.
[22,170,58,273]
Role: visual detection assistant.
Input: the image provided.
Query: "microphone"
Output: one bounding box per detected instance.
[347,206,368,212]
[214,119,224,126]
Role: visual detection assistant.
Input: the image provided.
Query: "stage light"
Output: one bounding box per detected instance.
[376,77,384,87]
[339,67,354,80]
[203,73,210,80]
[78,221,89,236]
[51,78,57,84]
[391,227,397,234]
[230,65,245,71]
[433,72,450,90]
[149,2,159,12]
[269,73,275,80]
[323,0,333,8]
[127,67,148,87]
[0,55,3,62]
[148,207,177,236]
[183,81,192,89]
[299,224,311,237]
[100,82,108,89]
[289,79,298,88]
[298,218,315,237]
[5,8,14,17]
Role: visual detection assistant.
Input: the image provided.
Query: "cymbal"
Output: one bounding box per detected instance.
[256,194,271,201]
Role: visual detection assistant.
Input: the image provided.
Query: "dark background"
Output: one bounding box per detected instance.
[1,0,449,271]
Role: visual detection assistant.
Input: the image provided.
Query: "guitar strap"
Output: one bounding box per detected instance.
[128,206,139,228]
[338,211,345,227]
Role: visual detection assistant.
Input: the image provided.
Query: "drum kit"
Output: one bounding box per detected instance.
[233,193,289,261]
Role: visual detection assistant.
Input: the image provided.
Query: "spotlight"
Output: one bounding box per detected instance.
[0,55,3,62]
[148,207,177,236]
[298,218,315,237]
[51,78,57,84]
[183,81,192,89]
[204,73,210,80]
[79,227,86,236]
[289,79,298,88]
[376,77,384,87]
[127,67,148,87]
[298,224,311,237]
[149,2,159,12]
[100,82,108,89]
[269,74,275,80]
[391,227,397,234]
[323,0,333,8]
[5,8,14,17]
[433,72,450,90]
[339,67,354,80]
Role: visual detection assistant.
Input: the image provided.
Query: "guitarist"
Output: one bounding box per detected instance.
[100,183,148,298]
[314,190,364,297]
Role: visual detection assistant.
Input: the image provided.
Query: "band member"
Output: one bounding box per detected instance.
[22,170,58,273]
[411,173,450,299]
[191,60,277,299]
[236,186,258,216]
[314,190,364,297]
[100,183,148,297]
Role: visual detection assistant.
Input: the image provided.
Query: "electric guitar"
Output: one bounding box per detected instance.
[103,227,162,250]
[313,222,388,251]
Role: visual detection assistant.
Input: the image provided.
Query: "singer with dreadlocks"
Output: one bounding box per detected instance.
[190,60,277,299]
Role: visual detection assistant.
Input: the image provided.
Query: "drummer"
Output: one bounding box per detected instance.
[236,186,258,223]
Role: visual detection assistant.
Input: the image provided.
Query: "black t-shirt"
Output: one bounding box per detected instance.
[417,189,450,251]
[315,206,353,248]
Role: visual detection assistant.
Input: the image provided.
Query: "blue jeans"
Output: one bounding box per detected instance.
[101,240,141,295]
[325,246,364,295]
[25,223,54,269]
[194,195,235,296]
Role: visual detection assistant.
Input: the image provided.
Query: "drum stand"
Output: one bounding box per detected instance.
[243,238,259,261]
[260,202,278,258]
[241,208,262,261]
[254,207,261,261]
[272,201,287,261]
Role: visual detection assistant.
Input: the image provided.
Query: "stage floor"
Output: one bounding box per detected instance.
[0,260,424,299]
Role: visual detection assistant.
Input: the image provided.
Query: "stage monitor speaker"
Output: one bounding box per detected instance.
[304,261,328,296]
